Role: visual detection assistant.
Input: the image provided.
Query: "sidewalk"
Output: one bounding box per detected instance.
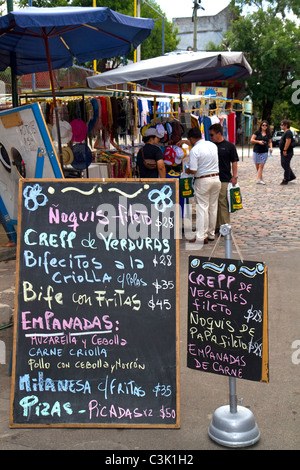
[0,147,299,450]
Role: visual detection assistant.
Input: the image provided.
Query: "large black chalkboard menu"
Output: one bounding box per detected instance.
[11,179,180,428]
[187,256,268,383]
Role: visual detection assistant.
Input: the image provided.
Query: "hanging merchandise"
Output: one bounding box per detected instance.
[170,120,184,144]
[138,98,151,126]
[157,100,171,117]
[203,115,212,141]
[173,145,184,165]
[22,87,247,181]
[71,143,92,170]
[155,123,166,141]
[70,119,88,143]
[62,146,74,165]
[52,120,72,144]
[94,132,110,150]
[227,112,236,144]
[163,146,176,166]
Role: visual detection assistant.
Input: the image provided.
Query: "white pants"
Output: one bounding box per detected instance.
[194,176,221,240]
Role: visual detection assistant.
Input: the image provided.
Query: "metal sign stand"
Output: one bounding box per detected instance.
[208,224,260,448]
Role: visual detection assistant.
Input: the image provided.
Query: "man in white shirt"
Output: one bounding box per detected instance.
[185,127,221,244]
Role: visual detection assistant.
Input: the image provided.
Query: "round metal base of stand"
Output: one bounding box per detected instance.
[208,405,260,448]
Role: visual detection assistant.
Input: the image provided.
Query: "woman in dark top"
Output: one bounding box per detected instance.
[250,120,272,185]
[137,128,166,178]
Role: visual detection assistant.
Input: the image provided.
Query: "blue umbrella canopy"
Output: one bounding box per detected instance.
[0,6,154,76]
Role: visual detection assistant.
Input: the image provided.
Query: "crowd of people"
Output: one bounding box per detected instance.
[138,118,297,245]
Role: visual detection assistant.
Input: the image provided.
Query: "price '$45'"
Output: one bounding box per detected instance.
[148,279,175,311]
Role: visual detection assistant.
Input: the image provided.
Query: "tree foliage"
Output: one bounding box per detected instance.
[234,0,300,18]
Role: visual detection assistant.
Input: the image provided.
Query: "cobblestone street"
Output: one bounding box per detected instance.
[230,146,300,255]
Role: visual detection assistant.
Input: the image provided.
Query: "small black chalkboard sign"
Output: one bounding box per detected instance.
[187,256,269,383]
[10,179,180,428]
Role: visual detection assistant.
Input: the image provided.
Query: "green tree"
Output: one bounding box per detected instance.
[234,0,300,18]
[272,83,300,129]
[0,0,6,13]
[220,1,300,123]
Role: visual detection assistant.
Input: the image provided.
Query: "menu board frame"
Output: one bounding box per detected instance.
[10,178,180,428]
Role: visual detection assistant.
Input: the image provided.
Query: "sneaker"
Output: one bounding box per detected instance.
[256,180,266,185]
[280,179,288,185]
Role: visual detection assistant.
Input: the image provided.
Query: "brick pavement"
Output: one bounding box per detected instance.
[230,146,300,255]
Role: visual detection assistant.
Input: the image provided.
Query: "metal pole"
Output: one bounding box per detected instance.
[142,0,165,91]
[193,1,197,52]
[7,0,18,108]
[136,0,141,62]
[229,376,237,414]
[43,29,64,170]
[224,226,232,258]
[28,0,36,92]
[93,0,97,72]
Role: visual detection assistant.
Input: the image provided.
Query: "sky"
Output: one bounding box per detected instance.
[154,0,231,20]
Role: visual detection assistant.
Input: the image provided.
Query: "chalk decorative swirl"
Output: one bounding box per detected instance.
[108,187,144,198]
[61,185,98,195]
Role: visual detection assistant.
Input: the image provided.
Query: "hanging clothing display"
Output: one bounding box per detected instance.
[35,92,244,178]
[227,112,236,144]
[38,93,179,177]
[39,95,176,141]
[192,112,238,143]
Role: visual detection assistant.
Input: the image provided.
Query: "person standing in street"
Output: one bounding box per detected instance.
[279,119,296,185]
[184,127,221,244]
[209,123,239,232]
[250,120,272,184]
